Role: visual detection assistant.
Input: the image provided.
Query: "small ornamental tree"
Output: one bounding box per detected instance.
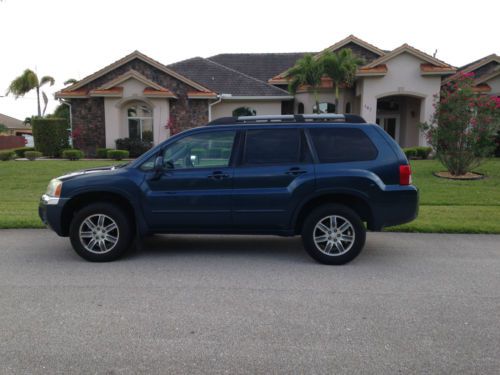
[422,72,500,176]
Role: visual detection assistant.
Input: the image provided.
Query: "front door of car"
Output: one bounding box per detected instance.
[141,129,237,231]
[232,128,315,230]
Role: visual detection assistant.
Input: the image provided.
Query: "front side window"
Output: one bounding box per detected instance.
[128,103,153,141]
[243,129,301,165]
[162,130,236,169]
[309,128,378,163]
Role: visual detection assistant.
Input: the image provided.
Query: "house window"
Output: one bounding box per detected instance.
[297,102,305,114]
[313,102,336,114]
[127,103,153,141]
[232,107,257,117]
[345,102,351,114]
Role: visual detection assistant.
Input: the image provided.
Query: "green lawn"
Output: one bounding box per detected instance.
[0,159,499,233]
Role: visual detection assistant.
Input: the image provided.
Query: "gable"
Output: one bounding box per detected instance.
[56,51,215,99]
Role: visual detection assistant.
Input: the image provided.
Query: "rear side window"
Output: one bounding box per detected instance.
[309,128,378,163]
[243,129,301,165]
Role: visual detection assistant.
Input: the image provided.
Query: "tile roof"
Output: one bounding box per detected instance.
[0,113,27,129]
[208,53,314,83]
[168,57,292,97]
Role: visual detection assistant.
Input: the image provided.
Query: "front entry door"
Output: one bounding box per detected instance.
[376,115,400,143]
[142,130,237,231]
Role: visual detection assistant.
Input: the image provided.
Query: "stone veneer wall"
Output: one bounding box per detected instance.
[70,58,209,155]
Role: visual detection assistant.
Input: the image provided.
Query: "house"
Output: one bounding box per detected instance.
[56,35,499,155]
[0,113,31,136]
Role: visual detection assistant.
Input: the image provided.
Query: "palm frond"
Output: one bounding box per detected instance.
[40,76,55,87]
[64,78,78,86]
[42,91,49,116]
[6,69,39,97]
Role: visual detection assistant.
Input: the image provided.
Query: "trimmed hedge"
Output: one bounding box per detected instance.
[108,150,130,160]
[25,151,42,161]
[12,147,36,158]
[32,117,69,157]
[62,149,84,160]
[403,146,432,160]
[0,150,14,161]
[115,138,152,157]
[107,149,129,160]
[96,148,112,159]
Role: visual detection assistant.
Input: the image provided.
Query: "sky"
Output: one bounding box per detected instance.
[0,0,498,120]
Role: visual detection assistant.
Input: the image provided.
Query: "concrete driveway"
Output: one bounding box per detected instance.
[0,229,499,374]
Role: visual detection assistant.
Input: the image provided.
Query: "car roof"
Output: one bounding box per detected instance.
[207,114,366,127]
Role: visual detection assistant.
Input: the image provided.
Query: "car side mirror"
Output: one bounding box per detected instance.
[154,156,164,171]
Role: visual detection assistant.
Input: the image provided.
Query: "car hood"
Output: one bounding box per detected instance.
[57,164,128,181]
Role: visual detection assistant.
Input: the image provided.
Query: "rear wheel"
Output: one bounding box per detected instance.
[69,203,133,262]
[302,204,366,265]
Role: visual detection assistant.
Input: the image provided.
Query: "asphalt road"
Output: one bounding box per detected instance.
[0,229,499,374]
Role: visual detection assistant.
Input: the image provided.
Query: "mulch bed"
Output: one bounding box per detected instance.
[433,171,485,180]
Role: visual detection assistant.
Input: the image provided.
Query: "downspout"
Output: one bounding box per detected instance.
[208,93,231,121]
[59,99,73,147]
[208,95,222,122]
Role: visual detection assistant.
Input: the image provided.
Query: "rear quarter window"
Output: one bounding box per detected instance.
[309,127,378,163]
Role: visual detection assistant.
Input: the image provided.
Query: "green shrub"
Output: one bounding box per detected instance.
[115,138,152,157]
[414,146,433,160]
[32,117,69,157]
[96,148,111,158]
[107,149,129,160]
[62,149,84,160]
[0,150,14,161]
[12,147,36,158]
[24,151,42,161]
[403,147,417,159]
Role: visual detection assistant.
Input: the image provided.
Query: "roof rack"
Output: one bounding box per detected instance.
[207,114,366,125]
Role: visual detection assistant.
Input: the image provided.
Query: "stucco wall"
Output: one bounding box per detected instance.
[211,100,282,119]
[104,78,170,148]
[487,75,500,95]
[359,52,442,145]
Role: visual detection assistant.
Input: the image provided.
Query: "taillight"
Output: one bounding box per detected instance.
[399,165,412,185]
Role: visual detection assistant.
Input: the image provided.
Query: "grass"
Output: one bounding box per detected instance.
[0,158,499,233]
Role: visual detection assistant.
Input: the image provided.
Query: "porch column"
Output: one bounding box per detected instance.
[360,95,377,123]
[419,95,434,146]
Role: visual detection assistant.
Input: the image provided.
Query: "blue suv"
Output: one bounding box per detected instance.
[39,114,418,264]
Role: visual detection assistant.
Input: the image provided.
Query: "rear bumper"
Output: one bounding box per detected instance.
[39,195,68,236]
[371,185,419,230]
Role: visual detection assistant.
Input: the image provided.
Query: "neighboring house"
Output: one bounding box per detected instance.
[0,113,31,136]
[56,35,498,154]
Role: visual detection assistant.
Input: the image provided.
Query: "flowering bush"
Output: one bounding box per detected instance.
[422,72,500,175]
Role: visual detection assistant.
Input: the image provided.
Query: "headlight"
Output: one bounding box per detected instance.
[46,179,63,197]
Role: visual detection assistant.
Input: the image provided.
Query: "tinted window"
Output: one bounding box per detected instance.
[162,130,235,169]
[309,128,378,163]
[243,129,300,165]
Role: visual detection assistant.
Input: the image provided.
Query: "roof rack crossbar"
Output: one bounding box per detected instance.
[207,114,366,125]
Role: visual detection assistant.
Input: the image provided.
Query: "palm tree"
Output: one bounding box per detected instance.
[64,78,78,86]
[321,49,363,113]
[287,54,324,113]
[6,69,55,116]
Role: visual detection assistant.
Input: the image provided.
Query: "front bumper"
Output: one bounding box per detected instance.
[39,194,68,236]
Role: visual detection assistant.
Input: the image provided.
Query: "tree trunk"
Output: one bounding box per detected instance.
[313,89,319,114]
[335,83,340,114]
[36,86,41,117]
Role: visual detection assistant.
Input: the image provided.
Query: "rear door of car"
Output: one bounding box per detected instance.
[232,126,315,230]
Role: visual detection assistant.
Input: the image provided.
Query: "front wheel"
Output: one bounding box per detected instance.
[69,203,133,262]
[302,204,366,265]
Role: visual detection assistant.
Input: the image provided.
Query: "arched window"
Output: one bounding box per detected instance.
[313,102,336,114]
[127,103,153,141]
[345,102,351,114]
[297,102,305,114]
[232,107,257,117]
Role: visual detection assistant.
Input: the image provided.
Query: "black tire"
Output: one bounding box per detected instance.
[69,203,133,262]
[302,204,366,265]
